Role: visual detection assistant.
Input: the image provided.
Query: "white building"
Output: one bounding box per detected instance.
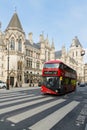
[0,12,55,87]
[0,12,86,87]
[55,36,85,82]
[83,48,87,63]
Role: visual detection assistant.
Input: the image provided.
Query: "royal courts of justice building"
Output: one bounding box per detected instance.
[0,12,87,87]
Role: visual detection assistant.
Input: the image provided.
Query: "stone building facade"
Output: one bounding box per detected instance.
[84,63,87,82]
[84,49,87,82]
[0,12,55,87]
[0,12,86,87]
[55,36,85,83]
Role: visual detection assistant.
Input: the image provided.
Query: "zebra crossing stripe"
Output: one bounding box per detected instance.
[0,94,34,106]
[0,94,34,102]
[0,92,26,98]
[7,99,65,123]
[29,101,79,130]
[0,96,54,115]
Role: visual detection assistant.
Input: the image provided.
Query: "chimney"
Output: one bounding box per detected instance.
[28,32,33,44]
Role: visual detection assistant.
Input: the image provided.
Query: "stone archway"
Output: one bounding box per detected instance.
[9,69,16,87]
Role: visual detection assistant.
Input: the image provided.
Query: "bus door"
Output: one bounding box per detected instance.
[59,76,64,88]
[59,76,66,93]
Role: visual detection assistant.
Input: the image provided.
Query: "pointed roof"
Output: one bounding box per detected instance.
[51,39,55,49]
[70,36,82,48]
[5,12,24,33]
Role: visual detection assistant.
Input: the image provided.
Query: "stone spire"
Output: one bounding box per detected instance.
[5,12,24,33]
[70,36,82,48]
[51,38,55,49]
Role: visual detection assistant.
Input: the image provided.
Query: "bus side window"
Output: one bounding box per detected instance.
[59,63,63,69]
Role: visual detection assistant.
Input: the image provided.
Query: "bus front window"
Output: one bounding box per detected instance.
[43,77,60,90]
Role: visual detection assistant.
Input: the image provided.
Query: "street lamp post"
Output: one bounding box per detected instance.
[33,51,36,87]
[6,39,10,90]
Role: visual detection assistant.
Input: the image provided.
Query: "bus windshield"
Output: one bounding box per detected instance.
[43,63,59,68]
[43,77,60,90]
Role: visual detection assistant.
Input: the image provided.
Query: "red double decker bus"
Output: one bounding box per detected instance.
[41,60,77,95]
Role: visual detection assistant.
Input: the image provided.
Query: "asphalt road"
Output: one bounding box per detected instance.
[0,86,87,130]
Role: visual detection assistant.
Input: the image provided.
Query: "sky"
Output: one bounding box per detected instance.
[0,0,87,51]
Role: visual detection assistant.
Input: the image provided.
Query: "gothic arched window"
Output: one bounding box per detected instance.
[18,39,22,51]
[10,37,15,50]
[17,61,22,70]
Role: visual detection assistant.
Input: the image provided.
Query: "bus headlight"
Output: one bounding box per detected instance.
[55,90,58,92]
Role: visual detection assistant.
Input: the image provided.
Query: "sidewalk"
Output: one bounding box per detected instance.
[0,84,39,93]
[22,83,38,87]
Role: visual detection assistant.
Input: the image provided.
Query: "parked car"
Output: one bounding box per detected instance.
[0,81,7,89]
[79,83,86,87]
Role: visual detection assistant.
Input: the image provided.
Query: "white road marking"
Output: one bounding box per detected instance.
[0,93,26,99]
[7,99,65,123]
[0,96,53,114]
[29,101,79,130]
[0,94,34,106]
